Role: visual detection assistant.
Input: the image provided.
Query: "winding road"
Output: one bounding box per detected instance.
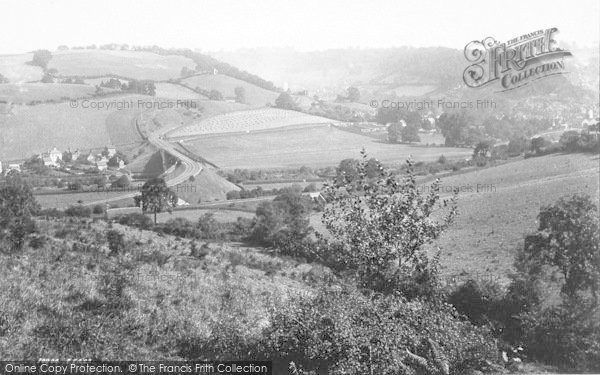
[83,114,204,207]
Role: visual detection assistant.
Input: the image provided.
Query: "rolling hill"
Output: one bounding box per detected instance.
[48,49,196,81]
[181,74,280,107]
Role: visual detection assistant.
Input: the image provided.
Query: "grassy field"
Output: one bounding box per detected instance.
[308,153,600,282]
[182,74,280,106]
[48,50,195,81]
[154,82,208,99]
[0,83,112,104]
[0,53,43,82]
[0,94,152,160]
[182,124,472,169]
[107,206,254,223]
[169,108,334,138]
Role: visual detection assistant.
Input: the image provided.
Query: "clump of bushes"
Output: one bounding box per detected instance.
[258,287,498,374]
[115,213,153,230]
[64,205,92,217]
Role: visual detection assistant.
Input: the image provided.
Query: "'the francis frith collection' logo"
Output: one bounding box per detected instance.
[463,28,572,91]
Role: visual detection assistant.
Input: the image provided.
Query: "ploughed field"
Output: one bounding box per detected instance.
[168,108,335,139]
[181,124,472,169]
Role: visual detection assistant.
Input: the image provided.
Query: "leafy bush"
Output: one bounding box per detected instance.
[316,152,456,298]
[260,288,498,374]
[92,204,105,215]
[106,230,125,256]
[116,213,154,230]
[64,205,92,217]
[447,279,505,326]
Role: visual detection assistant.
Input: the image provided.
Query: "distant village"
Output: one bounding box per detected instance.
[0,145,127,177]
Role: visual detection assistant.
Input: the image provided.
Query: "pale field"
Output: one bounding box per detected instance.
[0,83,108,103]
[0,94,149,160]
[0,53,43,82]
[48,50,196,81]
[154,83,208,100]
[183,124,472,169]
[169,108,334,138]
[182,74,280,106]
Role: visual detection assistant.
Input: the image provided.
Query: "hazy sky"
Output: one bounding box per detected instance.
[1,0,599,54]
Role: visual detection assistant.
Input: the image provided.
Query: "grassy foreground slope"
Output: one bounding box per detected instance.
[183,124,472,169]
[0,219,313,358]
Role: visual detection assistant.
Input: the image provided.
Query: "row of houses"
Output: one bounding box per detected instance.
[2,146,124,175]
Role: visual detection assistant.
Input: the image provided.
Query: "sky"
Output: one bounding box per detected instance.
[1,0,599,54]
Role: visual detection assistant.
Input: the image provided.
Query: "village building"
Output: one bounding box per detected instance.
[96,160,108,171]
[42,157,57,167]
[7,163,21,173]
[105,146,117,158]
[48,147,62,163]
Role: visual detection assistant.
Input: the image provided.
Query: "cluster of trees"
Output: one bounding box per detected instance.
[335,86,361,103]
[449,194,599,371]
[28,50,52,70]
[98,78,156,95]
[132,46,279,91]
[274,92,300,111]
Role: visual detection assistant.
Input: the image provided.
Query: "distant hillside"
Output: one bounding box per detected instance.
[211,47,599,106]
[182,74,279,107]
[48,49,196,81]
[211,47,463,95]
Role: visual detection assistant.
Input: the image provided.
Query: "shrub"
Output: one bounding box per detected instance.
[447,279,504,325]
[116,213,154,230]
[28,234,48,249]
[64,205,92,217]
[106,230,125,256]
[92,204,105,215]
[316,152,457,298]
[260,288,498,374]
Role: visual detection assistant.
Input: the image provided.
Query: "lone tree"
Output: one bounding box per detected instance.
[134,178,178,224]
[401,124,421,143]
[208,89,223,101]
[530,136,545,154]
[347,86,360,102]
[274,92,300,111]
[473,140,492,158]
[234,86,246,103]
[317,150,458,297]
[30,50,53,70]
[0,174,40,251]
[523,194,600,305]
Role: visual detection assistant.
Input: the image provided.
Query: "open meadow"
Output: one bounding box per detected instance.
[0,83,115,104]
[0,53,43,82]
[0,94,151,160]
[182,73,280,106]
[182,124,472,169]
[48,49,196,80]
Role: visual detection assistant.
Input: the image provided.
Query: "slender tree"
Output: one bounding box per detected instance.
[134,178,177,224]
